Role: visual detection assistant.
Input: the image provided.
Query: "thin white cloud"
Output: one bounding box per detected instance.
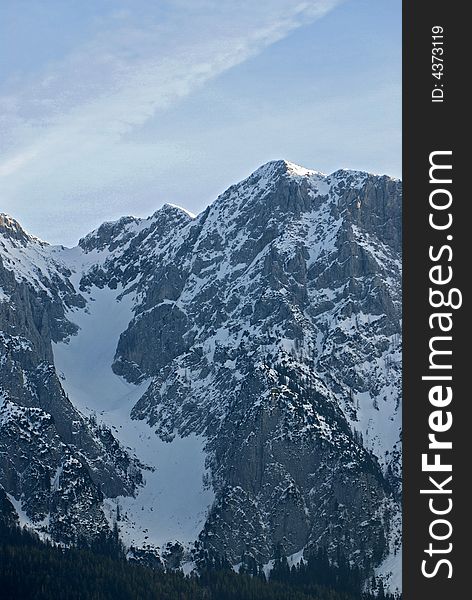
[0,0,342,183]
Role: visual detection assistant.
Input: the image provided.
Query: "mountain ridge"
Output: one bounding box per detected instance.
[0,160,402,593]
[2,160,399,251]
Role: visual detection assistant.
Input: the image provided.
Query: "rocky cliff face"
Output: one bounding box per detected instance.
[0,215,143,545]
[0,161,401,589]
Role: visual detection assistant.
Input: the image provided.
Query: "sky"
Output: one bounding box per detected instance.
[0,0,401,246]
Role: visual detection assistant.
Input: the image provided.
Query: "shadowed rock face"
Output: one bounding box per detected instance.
[0,215,143,544]
[0,161,401,574]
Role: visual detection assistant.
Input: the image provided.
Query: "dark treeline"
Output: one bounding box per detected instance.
[0,521,400,600]
[268,545,399,600]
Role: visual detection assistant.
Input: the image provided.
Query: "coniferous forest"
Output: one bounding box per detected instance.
[0,519,400,600]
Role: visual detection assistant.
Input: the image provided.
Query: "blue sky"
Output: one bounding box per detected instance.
[0,0,401,246]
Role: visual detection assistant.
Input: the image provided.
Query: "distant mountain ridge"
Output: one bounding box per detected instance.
[0,160,402,593]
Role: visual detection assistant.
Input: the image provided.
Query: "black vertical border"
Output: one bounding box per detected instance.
[403,2,467,599]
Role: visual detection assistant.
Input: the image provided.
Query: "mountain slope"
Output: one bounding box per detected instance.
[0,161,401,592]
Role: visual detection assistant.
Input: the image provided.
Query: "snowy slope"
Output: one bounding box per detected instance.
[53,282,214,552]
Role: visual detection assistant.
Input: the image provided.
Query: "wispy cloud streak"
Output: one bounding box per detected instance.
[0,1,342,183]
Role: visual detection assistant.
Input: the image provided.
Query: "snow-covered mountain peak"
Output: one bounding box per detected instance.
[328,168,370,183]
[250,159,324,181]
[203,160,399,232]
[78,203,195,257]
[0,214,78,301]
[0,213,45,248]
[201,160,326,234]
[0,160,402,591]
[158,203,196,220]
[283,159,326,179]
[78,216,141,253]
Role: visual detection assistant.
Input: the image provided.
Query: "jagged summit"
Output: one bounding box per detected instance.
[0,213,22,231]
[159,203,196,219]
[249,159,325,180]
[78,215,140,251]
[248,159,396,186]
[78,203,194,254]
[0,213,45,247]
